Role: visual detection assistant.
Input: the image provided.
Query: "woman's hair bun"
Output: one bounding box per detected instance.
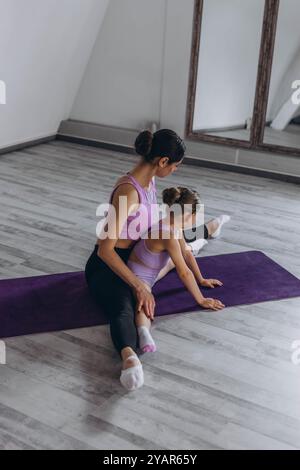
[134,130,153,158]
[134,128,186,164]
[162,187,182,206]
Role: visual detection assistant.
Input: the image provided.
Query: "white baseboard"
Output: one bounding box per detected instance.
[0,132,56,154]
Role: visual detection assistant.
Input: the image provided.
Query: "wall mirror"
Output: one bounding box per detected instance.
[186,0,300,157]
[263,0,300,152]
[192,0,264,143]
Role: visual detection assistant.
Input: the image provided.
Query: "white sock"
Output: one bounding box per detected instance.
[211,214,231,239]
[138,326,157,353]
[120,355,144,391]
[188,238,208,255]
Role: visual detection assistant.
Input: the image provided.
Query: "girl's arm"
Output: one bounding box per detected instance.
[178,235,223,288]
[164,235,224,311]
[98,184,155,319]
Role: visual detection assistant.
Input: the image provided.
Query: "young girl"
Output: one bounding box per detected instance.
[127,186,225,356]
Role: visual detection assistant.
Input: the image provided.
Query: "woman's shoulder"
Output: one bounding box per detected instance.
[110,176,139,202]
[114,174,133,190]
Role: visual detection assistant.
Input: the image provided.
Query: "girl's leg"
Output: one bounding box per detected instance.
[135,282,157,353]
[155,258,175,282]
[136,309,157,353]
[183,224,208,243]
[155,238,207,281]
[182,215,231,254]
[183,225,208,255]
[155,239,206,281]
[135,306,152,329]
[205,215,231,238]
[184,215,231,242]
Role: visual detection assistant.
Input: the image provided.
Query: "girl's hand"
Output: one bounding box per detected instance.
[134,287,155,320]
[199,298,225,311]
[200,278,223,288]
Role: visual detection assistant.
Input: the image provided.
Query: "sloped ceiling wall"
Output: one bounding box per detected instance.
[71,0,168,131]
[70,0,195,136]
[0,0,110,149]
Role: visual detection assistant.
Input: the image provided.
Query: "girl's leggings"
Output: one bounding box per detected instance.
[84,224,208,357]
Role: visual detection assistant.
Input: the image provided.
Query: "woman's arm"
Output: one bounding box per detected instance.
[98,184,156,319]
[164,235,224,311]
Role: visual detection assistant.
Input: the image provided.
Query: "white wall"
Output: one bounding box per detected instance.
[0,0,110,149]
[159,0,195,135]
[71,0,300,138]
[71,0,195,136]
[71,0,167,130]
[3,0,295,152]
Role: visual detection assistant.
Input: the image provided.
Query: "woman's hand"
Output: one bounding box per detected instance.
[199,298,225,311]
[200,278,223,288]
[134,286,156,320]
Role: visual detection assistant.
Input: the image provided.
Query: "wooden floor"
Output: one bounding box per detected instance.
[0,140,300,450]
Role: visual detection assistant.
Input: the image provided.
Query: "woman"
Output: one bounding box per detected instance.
[85,129,230,391]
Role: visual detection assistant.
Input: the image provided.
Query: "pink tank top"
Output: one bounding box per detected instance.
[109,172,159,241]
[132,221,174,269]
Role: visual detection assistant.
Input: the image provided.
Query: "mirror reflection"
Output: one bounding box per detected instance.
[192,0,264,141]
[263,0,300,150]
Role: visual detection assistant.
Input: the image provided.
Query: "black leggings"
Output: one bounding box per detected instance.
[84,224,209,357]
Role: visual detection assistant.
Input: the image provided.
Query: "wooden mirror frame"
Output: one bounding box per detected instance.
[185,0,300,157]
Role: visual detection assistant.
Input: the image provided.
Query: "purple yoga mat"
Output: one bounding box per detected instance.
[0,251,299,339]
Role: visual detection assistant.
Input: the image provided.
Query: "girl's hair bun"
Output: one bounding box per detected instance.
[162,187,182,206]
[134,130,153,158]
[162,186,200,213]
